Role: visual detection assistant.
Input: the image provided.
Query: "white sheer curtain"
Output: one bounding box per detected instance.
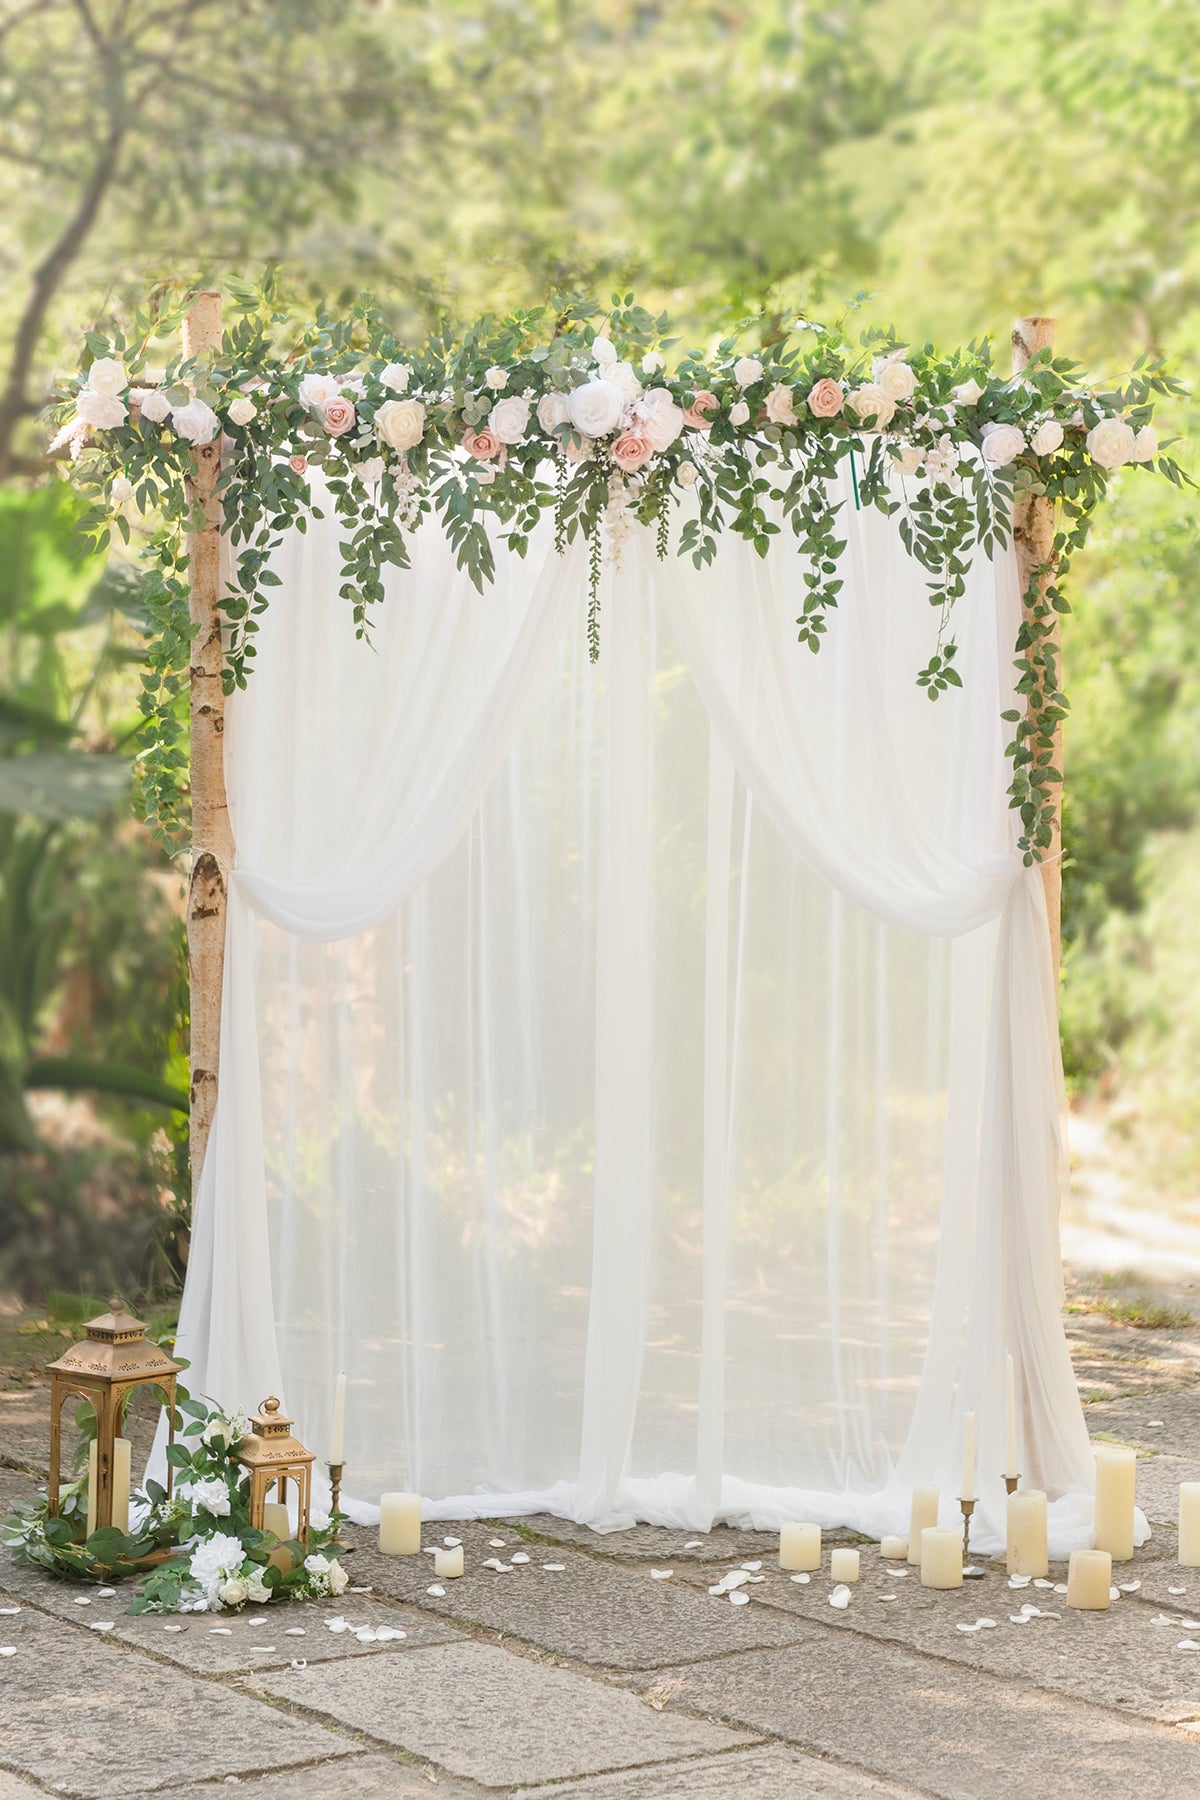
[170,468,1131,1555]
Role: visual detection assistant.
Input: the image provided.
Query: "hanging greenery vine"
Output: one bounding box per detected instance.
[48,275,1187,861]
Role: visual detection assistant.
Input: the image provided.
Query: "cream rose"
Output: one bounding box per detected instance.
[729,400,751,427]
[375,399,426,452]
[327,1559,349,1597]
[1029,418,1064,456]
[1086,417,1137,469]
[484,366,508,391]
[733,356,763,389]
[846,384,896,430]
[217,1578,247,1608]
[380,362,411,393]
[227,395,257,427]
[764,383,798,426]
[86,357,127,398]
[170,397,220,445]
[298,373,339,410]
[888,441,923,477]
[322,397,357,437]
[676,460,698,486]
[1132,424,1159,463]
[805,379,844,419]
[76,389,126,430]
[638,391,684,451]
[611,430,654,471]
[537,392,572,434]
[110,475,134,505]
[138,389,170,423]
[591,335,617,366]
[567,379,624,438]
[641,351,665,376]
[607,361,643,401]
[489,396,531,445]
[950,378,984,406]
[981,422,1026,465]
[876,360,917,403]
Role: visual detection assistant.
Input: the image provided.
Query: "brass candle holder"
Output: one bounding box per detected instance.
[1004,1473,1020,1496]
[959,1497,986,1578]
[327,1460,354,1554]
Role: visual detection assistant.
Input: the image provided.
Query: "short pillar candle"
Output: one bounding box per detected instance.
[262,1500,292,1573]
[830,1547,860,1583]
[379,1491,422,1556]
[1067,1547,1112,1610]
[780,1522,821,1571]
[1180,1482,1200,1567]
[907,1486,939,1564]
[879,1535,908,1560]
[1093,1445,1136,1561]
[1006,1488,1049,1578]
[433,1545,464,1579]
[920,1525,963,1590]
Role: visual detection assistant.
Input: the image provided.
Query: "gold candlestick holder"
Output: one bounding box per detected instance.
[1004,1473,1020,1496]
[959,1497,986,1578]
[327,1460,354,1554]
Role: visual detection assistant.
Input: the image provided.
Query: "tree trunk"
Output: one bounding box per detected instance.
[183,292,232,1198]
[1011,315,1061,979]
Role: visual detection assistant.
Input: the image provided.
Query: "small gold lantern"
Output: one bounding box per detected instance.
[235,1396,315,1548]
[45,1297,181,1532]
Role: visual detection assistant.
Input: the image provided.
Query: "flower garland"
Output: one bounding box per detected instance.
[2,1387,348,1613]
[50,280,1187,862]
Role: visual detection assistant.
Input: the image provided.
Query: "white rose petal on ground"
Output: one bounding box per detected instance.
[650,1569,673,1580]
[1053,1583,1068,1594]
[209,1628,233,1636]
[828,1586,852,1610]
[1034,1578,1054,1589]
[249,1646,276,1653]
[708,1585,725,1596]
[163,1625,184,1633]
[542,1564,565,1572]
[426,1584,446,1597]
[0,1647,16,1657]
[0,1607,20,1616]
[1177,1640,1200,1652]
[790,1573,811,1584]
[511,1552,530,1564]
[90,1622,115,1632]
[1119,1581,1142,1593]
[1168,1586,1187,1595]
[284,1627,305,1636]
[443,1536,462,1546]
[356,1629,377,1643]
[73,1596,91,1605]
[741,1561,762,1572]
[290,1658,307,1670]
[728,1590,750,1606]
[97,1587,116,1598]
[488,1538,506,1548]
[684,1539,703,1548]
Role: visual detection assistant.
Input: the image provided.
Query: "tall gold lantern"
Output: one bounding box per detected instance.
[234,1397,315,1548]
[45,1297,181,1532]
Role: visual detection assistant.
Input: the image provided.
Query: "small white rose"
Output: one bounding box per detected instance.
[484,366,508,391]
[1086,416,1137,469]
[764,383,797,426]
[375,398,426,452]
[537,391,572,434]
[950,378,984,406]
[641,351,665,376]
[981,422,1026,465]
[888,441,923,477]
[170,398,220,446]
[1029,418,1064,456]
[677,460,698,486]
[729,400,751,427]
[846,384,896,430]
[75,389,126,431]
[86,357,128,398]
[591,335,617,366]
[217,1578,247,1607]
[875,360,918,402]
[244,1570,271,1603]
[138,389,171,424]
[227,396,257,427]
[191,1477,232,1517]
[380,362,411,393]
[110,475,134,505]
[1132,424,1159,463]
[298,373,340,410]
[733,356,764,389]
[356,456,384,487]
[567,379,625,438]
[607,360,644,401]
[489,396,531,445]
[304,1554,331,1577]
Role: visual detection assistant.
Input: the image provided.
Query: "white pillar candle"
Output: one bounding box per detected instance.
[920,1525,963,1590]
[1180,1481,1200,1567]
[961,1410,976,1503]
[907,1486,939,1564]
[111,1437,131,1534]
[1006,1487,1048,1578]
[879,1535,908,1560]
[779,1522,821,1571]
[1004,1351,1018,1478]
[86,1440,98,1538]
[829,1547,860,1583]
[379,1491,422,1556]
[433,1545,464,1579]
[1093,1444,1136,1562]
[263,1500,292,1572]
[330,1372,346,1465]
[1067,1547,1112,1610]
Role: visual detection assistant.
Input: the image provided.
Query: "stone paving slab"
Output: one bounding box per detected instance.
[259,1638,759,1788]
[632,1631,1200,1800]
[0,1773,43,1799]
[1087,1391,1200,1459]
[0,1607,354,1798]
[510,1515,856,1564]
[171,1752,481,1798]
[343,1523,807,1668]
[1130,1454,1200,1526]
[671,1551,1200,1725]
[1069,1317,1200,1402]
[519,1742,929,1797]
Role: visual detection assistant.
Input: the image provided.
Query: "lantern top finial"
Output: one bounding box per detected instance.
[44,1298,181,1385]
[235,1395,315,1473]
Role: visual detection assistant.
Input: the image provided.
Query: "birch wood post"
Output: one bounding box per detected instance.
[1011,315,1061,979]
[183,291,233,1195]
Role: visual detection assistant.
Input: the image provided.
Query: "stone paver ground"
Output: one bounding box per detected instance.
[2,1292,1198,1798]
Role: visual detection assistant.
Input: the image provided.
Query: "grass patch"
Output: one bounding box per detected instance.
[1090,1298,1196,1330]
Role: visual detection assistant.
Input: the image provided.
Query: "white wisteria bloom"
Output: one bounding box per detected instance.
[75,389,126,430]
[227,396,257,427]
[484,366,509,391]
[981,422,1025,465]
[641,351,665,376]
[733,356,764,389]
[1029,419,1064,455]
[298,373,340,410]
[950,378,984,406]
[380,362,411,393]
[591,335,617,366]
[1132,424,1159,463]
[190,1478,231,1517]
[924,435,960,486]
[138,389,171,423]
[171,398,220,445]
[537,392,572,434]
[86,357,128,398]
[489,397,531,444]
[567,379,624,438]
[1086,417,1137,468]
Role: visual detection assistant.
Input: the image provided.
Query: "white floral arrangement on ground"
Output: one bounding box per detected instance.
[2,1385,347,1615]
[49,278,1187,864]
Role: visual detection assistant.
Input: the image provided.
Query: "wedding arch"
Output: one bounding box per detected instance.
[54,286,1182,1550]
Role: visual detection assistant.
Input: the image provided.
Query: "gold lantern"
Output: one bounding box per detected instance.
[45,1297,181,1533]
[235,1396,315,1548]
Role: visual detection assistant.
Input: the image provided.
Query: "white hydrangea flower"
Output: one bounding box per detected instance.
[191,1478,231,1518]
[189,1533,246,1602]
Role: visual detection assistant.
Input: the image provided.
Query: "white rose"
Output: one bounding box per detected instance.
[733,356,764,389]
[489,396,531,445]
[375,398,426,452]
[1086,417,1137,469]
[304,1553,331,1576]
[191,1477,232,1517]
[981,422,1026,465]
[171,397,220,445]
[876,361,917,403]
[138,389,170,424]
[244,1569,271,1602]
[484,366,508,392]
[607,361,643,401]
[110,475,134,505]
[846,384,896,430]
[1029,418,1064,456]
[591,335,617,366]
[298,373,339,410]
[327,1559,349,1596]
[537,392,572,434]
[764,383,797,426]
[218,1577,247,1607]
[75,389,126,430]
[357,456,384,487]
[888,441,923,477]
[1132,424,1159,463]
[87,357,128,398]
[637,391,684,451]
[677,460,698,486]
[951,378,984,406]
[641,351,665,376]
[380,362,411,393]
[567,379,625,438]
[729,400,751,427]
[227,396,257,427]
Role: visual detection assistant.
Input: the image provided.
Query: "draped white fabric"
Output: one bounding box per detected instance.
[171,467,1134,1554]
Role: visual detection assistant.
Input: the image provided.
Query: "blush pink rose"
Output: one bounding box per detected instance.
[322,397,357,437]
[611,431,654,471]
[682,390,719,430]
[462,426,506,465]
[289,454,308,474]
[806,379,845,419]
